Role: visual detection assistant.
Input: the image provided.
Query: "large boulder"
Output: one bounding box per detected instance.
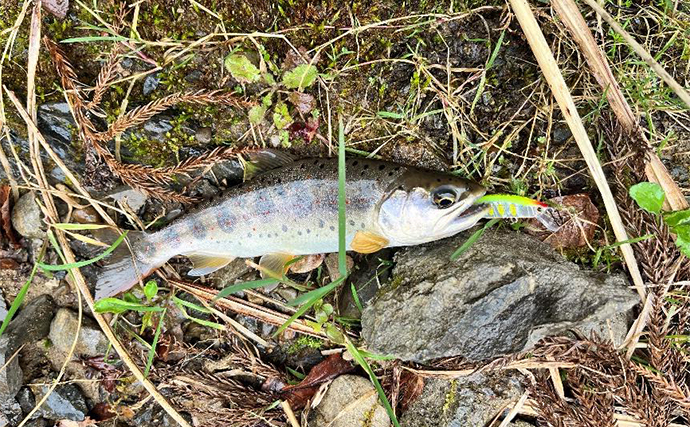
[362,230,639,362]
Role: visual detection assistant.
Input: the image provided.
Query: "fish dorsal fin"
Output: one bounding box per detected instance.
[258,252,296,279]
[350,231,389,254]
[241,149,296,181]
[186,253,235,276]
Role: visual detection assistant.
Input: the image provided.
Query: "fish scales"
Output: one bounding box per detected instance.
[95,154,487,300]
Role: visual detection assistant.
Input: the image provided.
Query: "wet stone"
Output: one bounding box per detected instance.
[30,384,88,421]
[308,375,389,427]
[4,295,56,354]
[195,126,213,144]
[0,337,22,400]
[143,73,160,95]
[362,230,639,362]
[0,398,22,426]
[400,372,524,427]
[11,193,44,239]
[49,309,109,358]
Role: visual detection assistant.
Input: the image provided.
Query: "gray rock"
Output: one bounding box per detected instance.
[308,375,390,427]
[11,193,44,239]
[0,290,7,323]
[0,338,22,400]
[143,74,160,95]
[5,295,56,354]
[362,230,639,362]
[36,102,85,181]
[133,402,186,427]
[400,372,524,427]
[16,387,35,414]
[49,309,108,358]
[108,187,148,213]
[195,126,212,144]
[30,384,88,421]
[0,398,22,426]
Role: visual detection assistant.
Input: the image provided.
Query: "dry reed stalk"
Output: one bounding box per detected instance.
[508,0,646,299]
[551,0,688,211]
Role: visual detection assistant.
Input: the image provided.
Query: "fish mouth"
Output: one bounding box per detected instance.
[455,203,489,221]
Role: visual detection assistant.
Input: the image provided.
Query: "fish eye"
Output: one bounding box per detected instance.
[432,187,457,209]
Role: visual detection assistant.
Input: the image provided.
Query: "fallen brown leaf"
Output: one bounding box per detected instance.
[398,370,425,413]
[528,194,599,249]
[288,91,316,115]
[279,353,354,409]
[289,253,325,274]
[0,186,19,248]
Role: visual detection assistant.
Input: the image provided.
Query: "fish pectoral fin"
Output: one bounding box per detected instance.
[350,231,389,254]
[258,252,296,279]
[186,253,235,276]
[241,149,296,180]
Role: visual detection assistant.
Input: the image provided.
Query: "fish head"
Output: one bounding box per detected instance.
[377,170,487,246]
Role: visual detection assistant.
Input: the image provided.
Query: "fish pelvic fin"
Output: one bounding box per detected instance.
[94,230,163,300]
[186,253,235,276]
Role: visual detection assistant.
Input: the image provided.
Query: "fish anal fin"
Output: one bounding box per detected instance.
[258,253,296,279]
[241,149,295,180]
[186,253,235,276]
[351,231,389,254]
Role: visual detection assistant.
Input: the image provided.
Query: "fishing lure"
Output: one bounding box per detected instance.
[476,194,560,232]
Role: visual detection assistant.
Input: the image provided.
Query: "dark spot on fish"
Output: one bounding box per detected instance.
[282,225,288,232]
[360,170,366,176]
[378,164,385,170]
[247,232,252,238]
[349,219,355,226]
[259,233,263,238]
[361,222,366,228]
[330,225,335,231]
[306,228,311,234]
[394,166,400,171]
[398,185,404,190]
[298,231,302,236]
[313,159,319,165]
[353,160,359,166]
[300,163,306,169]
[319,163,325,169]
[437,178,442,182]
[277,178,282,184]
[388,171,394,176]
[363,164,369,170]
[191,222,206,239]
[217,211,236,233]
[318,219,325,228]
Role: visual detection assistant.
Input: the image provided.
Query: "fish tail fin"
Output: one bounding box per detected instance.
[94,230,164,300]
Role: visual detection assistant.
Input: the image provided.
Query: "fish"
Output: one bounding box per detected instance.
[94,150,489,300]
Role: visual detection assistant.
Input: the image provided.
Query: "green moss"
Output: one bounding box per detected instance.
[287,335,323,354]
[442,379,458,415]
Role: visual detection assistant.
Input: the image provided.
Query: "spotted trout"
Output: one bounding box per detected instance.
[95,151,489,300]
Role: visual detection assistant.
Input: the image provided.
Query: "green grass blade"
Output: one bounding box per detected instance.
[272,281,342,337]
[450,219,499,261]
[345,338,400,427]
[0,251,43,339]
[144,308,166,377]
[52,223,112,230]
[350,282,363,312]
[470,30,505,115]
[214,277,280,301]
[61,35,128,43]
[287,276,345,307]
[38,231,128,271]
[338,116,348,278]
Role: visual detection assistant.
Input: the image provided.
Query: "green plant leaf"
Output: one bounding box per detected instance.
[214,277,280,301]
[144,308,166,377]
[144,280,158,301]
[224,53,261,83]
[272,102,292,129]
[94,298,164,314]
[282,64,318,90]
[664,209,690,227]
[629,182,665,214]
[248,105,266,125]
[450,219,499,261]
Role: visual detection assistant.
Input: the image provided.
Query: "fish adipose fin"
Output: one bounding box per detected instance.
[351,231,389,254]
[186,253,235,276]
[258,252,296,279]
[94,231,160,300]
